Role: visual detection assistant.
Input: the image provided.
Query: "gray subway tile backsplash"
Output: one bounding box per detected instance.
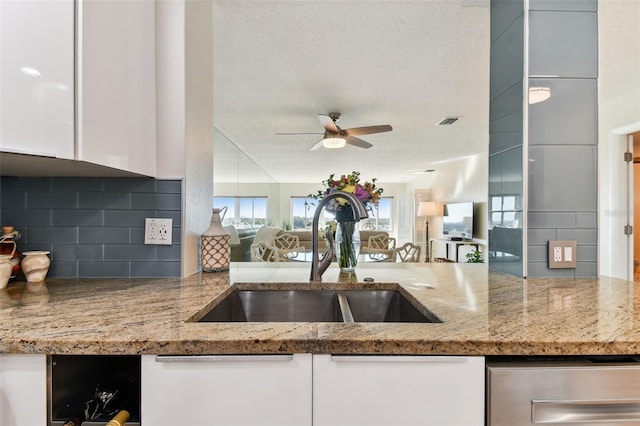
[1,209,51,226]
[28,226,78,244]
[79,227,131,244]
[27,191,78,209]
[79,261,130,278]
[79,192,132,210]
[528,211,575,229]
[0,177,182,278]
[130,261,181,278]
[103,177,157,193]
[557,228,597,245]
[131,193,181,210]
[52,210,104,227]
[104,244,157,261]
[51,177,105,192]
[156,180,182,193]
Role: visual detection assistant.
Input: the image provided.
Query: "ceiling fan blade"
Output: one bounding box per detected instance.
[309,139,325,151]
[344,124,393,136]
[318,114,339,133]
[346,136,373,149]
[275,132,323,135]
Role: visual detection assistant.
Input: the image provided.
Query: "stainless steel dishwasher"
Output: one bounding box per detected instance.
[487,356,640,425]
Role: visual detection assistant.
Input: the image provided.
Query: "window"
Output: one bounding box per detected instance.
[290,196,393,231]
[213,196,267,228]
[490,195,522,228]
[291,197,317,229]
[361,197,393,231]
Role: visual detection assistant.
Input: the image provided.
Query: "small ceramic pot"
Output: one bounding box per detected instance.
[21,251,51,282]
[0,254,12,289]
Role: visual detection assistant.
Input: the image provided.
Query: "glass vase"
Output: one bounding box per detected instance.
[335,219,360,272]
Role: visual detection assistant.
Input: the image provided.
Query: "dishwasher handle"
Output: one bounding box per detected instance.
[532,399,640,424]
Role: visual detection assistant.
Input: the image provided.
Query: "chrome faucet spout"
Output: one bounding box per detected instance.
[310,191,369,282]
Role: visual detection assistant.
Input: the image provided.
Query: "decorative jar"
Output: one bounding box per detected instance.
[0,254,12,289]
[21,251,51,282]
[0,226,21,278]
[201,207,230,272]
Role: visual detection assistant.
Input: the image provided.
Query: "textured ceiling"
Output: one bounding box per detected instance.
[213,0,490,183]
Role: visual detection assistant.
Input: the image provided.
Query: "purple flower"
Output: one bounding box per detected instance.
[354,185,369,201]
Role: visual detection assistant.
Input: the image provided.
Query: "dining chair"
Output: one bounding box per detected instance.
[366,234,397,262]
[250,241,279,262]
[273,233,305,261]
[395,242,421,263]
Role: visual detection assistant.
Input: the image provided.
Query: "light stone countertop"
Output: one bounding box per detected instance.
[0,262,638,356]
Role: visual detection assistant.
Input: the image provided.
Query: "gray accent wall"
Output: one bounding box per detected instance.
[0,177,182,278]
[489,0,525,276]
[489,0,598,278]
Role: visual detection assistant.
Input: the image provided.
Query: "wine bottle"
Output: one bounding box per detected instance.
[61,417,83,426]
[106,410,130,426]
[87,372,136,421]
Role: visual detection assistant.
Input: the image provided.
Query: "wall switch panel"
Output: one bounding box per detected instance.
[145,218,173,245]
[549,240,577,269]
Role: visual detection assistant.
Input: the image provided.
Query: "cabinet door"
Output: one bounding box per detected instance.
[0,354,47,426]
[313,355,485,426]
[77,0,156,176]
[0,0,74,159]
[141,354,312,426]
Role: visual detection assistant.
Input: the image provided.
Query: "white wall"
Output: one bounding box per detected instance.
[598,0,640,279]
[408,152,488,238]
[156,0,214,277]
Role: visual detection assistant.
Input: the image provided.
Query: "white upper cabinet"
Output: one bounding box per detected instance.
[0,0,75,159]
[76,0,157,176]
[1,0,156,176]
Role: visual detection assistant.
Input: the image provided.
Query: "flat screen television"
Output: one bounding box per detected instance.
[442,202,474,240]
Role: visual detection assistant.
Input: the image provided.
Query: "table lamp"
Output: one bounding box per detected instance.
[418,201,443,262]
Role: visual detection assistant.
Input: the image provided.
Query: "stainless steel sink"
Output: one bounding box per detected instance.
[197,290,344,322]
[193,285,442,323]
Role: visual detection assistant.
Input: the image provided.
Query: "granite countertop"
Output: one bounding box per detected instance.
[1,262,639,356]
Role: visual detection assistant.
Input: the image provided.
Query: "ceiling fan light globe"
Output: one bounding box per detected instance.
[528,87,551,104]
[322,137,346,149]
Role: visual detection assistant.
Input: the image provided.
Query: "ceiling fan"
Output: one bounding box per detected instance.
[276,112,392,151]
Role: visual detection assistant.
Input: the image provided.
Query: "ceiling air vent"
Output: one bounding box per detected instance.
[437,117,460,126]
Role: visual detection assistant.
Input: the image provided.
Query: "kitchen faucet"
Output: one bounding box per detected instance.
[310,191,369,282]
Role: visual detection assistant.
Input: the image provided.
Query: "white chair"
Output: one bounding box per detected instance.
[274,233,305,261]
[395,242,421,263]
[366,234,397,262]
[250,241,279,262]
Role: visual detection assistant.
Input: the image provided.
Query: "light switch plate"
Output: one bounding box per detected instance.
[548,240,577,268]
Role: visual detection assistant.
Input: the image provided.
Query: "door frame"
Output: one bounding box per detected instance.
[602,122,640,280]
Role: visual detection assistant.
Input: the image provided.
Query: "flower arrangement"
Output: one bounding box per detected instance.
[312,171,383,214]
[312,171,383,271]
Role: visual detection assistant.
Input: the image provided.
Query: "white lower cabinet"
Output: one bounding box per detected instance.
[0,354,47,426]
[142,353,484,425]
[141,354,312,426]
[313,354,485,426]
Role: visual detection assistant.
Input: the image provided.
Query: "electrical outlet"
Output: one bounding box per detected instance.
[549,240,577,269]
[145,218,173,245]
